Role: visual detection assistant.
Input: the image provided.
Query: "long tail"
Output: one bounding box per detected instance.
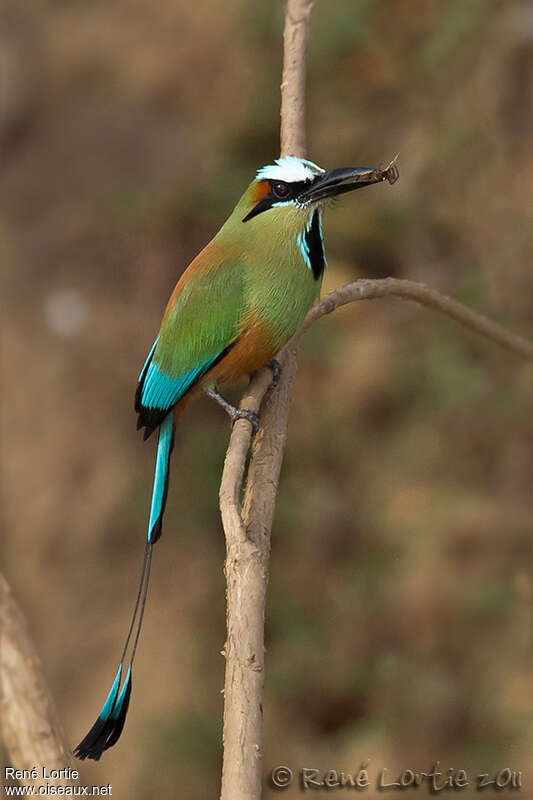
[74,413,175,760]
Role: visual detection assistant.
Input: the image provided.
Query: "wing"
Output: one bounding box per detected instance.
[135,258,246,438]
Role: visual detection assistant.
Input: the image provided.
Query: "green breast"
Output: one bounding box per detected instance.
[246,243,322,352]
[219,204,324,352]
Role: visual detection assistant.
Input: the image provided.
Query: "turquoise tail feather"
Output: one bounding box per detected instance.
[148,413,175,543]
[74,414,174,761]
[100,665,122,718]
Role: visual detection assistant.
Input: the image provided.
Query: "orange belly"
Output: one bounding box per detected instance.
[207,319,276,385]
[171,315,276,424]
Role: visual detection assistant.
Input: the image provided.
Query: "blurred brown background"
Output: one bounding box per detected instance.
[2,0,533,797]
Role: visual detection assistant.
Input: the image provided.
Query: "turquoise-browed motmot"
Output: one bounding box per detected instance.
[74,155,398,760]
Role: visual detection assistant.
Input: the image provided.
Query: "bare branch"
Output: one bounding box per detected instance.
[281,0,314,157]
[218,2,312,799]
[298,278,533,359]
[0,574,74,790]
[217,372,275,800]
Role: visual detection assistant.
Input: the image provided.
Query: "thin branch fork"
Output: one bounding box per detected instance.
[217,0,532,798]
[223,278,533,548]
[224,277,533,513]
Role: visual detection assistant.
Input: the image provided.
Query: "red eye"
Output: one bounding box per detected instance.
[272,181,291,199]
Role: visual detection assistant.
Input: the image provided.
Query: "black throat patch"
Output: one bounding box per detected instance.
[305,209,326,280]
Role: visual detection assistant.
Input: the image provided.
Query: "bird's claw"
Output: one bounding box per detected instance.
[204,386,259,434]
[231,407,259,434]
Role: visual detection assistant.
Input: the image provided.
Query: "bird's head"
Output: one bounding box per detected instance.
[218,156,398,281]
[237,155,398,226]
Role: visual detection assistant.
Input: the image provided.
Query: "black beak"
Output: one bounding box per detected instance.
[299,161,399,204]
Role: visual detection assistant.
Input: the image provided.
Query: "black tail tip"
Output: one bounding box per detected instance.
[74,717,109,761]
[74,675,132,761]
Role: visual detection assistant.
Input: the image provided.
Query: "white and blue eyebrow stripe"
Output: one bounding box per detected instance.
[256,155,325,183]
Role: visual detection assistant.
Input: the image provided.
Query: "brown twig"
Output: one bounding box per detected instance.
[218,3,313,799]
[297,278,533,359]
[280,0,314,157]
[0,574,74,791]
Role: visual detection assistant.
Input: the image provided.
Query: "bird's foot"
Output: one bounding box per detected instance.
[204,387,259,434]
[231,407,260,433]
[266,358,282,389]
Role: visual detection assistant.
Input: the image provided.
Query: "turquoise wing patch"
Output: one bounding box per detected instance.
[141,358,211,410]
[135,337,228,437]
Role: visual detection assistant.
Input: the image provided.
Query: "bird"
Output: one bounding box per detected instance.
[74,154,398,760]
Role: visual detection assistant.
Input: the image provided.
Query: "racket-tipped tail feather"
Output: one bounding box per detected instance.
[74,666,132,761]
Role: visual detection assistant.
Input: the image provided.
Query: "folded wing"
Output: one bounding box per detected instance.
[135,259,246,438]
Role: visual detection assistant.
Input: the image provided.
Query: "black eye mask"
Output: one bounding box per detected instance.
[242,179,309,222]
